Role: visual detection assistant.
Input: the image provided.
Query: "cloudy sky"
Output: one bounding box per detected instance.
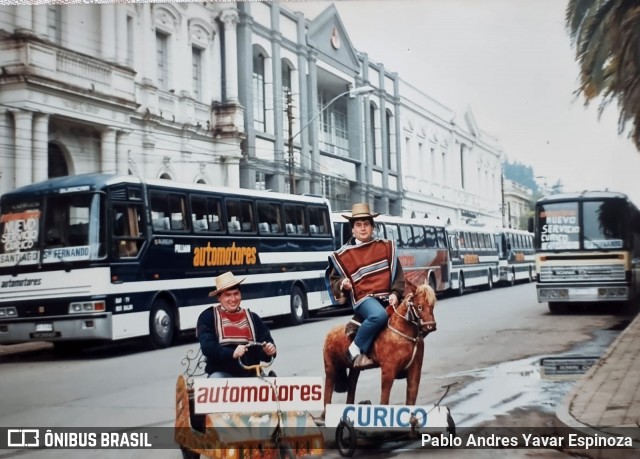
[288,0,640,202]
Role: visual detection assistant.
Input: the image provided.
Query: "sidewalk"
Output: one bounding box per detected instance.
[555,310,640,458]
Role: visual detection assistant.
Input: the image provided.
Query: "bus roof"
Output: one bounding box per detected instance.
[537,190,629,204]
[2,173,330,206]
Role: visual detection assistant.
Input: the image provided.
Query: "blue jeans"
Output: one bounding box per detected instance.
[353,297,388,354]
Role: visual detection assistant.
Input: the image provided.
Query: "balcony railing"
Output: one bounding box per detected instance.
[0,35,136,100]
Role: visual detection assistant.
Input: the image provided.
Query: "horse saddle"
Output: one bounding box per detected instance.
[344,315,362,339]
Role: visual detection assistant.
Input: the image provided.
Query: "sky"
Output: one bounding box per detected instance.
[287,0,640,202]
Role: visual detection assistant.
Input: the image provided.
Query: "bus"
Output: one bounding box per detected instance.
[0,174,334,349]
[446,224,500,295]
[332,213,450,294]
[494,227,535,286]
[532,190,640,313]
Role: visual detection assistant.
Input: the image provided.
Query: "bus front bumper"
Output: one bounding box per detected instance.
[0,313,112,344]
[536,284,629,303]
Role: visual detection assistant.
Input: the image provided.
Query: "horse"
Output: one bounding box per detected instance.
[322,282,437,411]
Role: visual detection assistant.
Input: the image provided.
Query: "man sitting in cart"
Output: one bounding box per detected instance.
[197,271,277,377]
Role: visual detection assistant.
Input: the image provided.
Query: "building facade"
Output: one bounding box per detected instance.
[0,1,504,225]
[0,2,244,198]
[503,178,534,230]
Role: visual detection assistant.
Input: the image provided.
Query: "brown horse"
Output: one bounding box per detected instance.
[322,282,437,411]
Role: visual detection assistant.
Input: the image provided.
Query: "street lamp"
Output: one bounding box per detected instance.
[287,85,375,194]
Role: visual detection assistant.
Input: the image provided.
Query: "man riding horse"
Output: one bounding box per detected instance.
[326,203,405,370]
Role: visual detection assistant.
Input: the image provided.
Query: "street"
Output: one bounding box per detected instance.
[0,283,631,458]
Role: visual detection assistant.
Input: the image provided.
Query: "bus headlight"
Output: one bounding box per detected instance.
[0,306,17,318]
[539,288,568,298]
[68,301,106,314]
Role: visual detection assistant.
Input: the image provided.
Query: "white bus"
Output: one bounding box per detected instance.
[446,224,500,295]
[0,174,334,349]
[494,227,535,286]
[532,190,640,313]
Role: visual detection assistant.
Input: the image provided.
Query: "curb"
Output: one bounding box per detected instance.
[0,341,52,356]
[554,313,640,459]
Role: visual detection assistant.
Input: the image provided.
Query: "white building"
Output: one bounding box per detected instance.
[0,1,504,225]
[399,79,503,225]
[0,2,244,197]
[503,178,534,230]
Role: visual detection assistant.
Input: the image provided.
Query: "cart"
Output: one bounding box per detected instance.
[175,343,325,459]
[323,383,457,457]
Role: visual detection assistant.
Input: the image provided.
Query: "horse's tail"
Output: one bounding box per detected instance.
[334,367,349,393]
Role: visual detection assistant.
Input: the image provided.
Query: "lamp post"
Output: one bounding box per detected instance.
[286,85,375,194]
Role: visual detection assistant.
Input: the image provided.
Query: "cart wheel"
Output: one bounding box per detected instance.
[278,444,296,459]
[180,446,200,459]
[447,412,456,437]
[336,418,357,457]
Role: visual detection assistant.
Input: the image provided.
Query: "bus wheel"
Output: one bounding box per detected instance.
[485,271,493,290]
[548,302,568,314]
[288,286,308,326]
[509,269,516,287]
[456,275,464,296]
[53,341,85,356]
[149,299,175,348]
[428,276,437,294]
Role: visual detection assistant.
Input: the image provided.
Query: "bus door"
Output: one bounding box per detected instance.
[110,185,147,262]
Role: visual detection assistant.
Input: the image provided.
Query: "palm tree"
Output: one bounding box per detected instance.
[566,0,640,150]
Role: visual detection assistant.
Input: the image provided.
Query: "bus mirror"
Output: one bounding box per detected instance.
[527,217,533,233]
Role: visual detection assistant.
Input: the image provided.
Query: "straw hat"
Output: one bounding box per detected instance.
[342,203,380,221]
[208,271,245,297]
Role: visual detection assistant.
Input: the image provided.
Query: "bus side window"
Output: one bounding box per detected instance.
[226,199,254,234]
[284,204,305,235]
[149,191,188,232]
[308,206,329,235]
[413,225,426,248]
[436,228,446,248]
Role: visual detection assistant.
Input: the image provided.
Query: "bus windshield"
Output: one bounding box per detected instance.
[0,192,105,269]
[536,199,627,251]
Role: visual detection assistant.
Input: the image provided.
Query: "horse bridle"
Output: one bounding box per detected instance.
[388,293,435,342]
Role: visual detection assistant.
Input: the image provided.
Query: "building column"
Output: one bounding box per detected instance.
[179,16,191,98]
[15,5,32,32]
[13,110,33,188]
[33,5,47,36]
[101,4,116,62]
[307,51,319,196]
[101,128,117,174]
[211,22,221,102]
[220,9,239,102]
[32,113,49,183]
[116,131,130,175]
[226,158,240,188]
[115,5,128,65]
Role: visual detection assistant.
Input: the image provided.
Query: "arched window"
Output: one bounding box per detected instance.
[369,102,378,166]
[253,52,266,131]
[386,109,396,170]
[48,143,68,178]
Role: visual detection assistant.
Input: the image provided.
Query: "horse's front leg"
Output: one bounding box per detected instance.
[405,346,425,405]
[379,368,397,405]
[323,369,334,409]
